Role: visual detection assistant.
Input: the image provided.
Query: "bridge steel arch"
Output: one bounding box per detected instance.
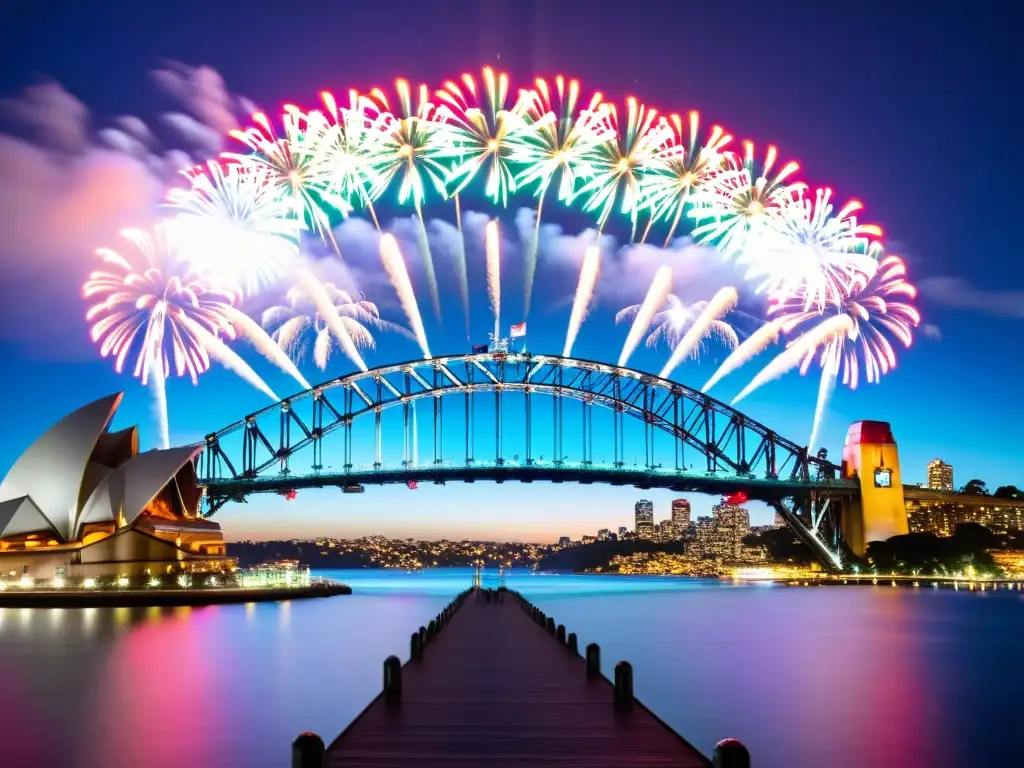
[199,352,857,569]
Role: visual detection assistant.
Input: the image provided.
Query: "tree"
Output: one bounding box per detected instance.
[994,485,1022,499]
[962,479,989,496]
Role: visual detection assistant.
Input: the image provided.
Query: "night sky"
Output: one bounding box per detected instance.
[0,0,1019,541]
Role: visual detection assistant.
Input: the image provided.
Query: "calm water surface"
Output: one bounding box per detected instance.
[1,570,1021,767]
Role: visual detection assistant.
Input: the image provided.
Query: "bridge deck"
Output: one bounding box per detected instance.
[326,590,709,767]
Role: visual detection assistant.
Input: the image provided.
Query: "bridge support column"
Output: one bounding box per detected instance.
[840,421,908,557]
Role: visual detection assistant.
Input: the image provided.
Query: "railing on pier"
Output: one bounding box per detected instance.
[291,587,751,768]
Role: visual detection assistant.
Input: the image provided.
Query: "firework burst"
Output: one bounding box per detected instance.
[166,160,301,295]
[83,228,274,447]
[227,109,350,249]
[579,97,673,236]
[689,142,801,260]
[364,80,449,319]
[309,90,392,228]
[639,112,732,246]
[263,283,408,371]
[737,255,919,448]
[435,67,528,206]
[747,187,883,311]
[512,76,610,315]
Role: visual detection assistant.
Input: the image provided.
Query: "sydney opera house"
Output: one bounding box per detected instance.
[0,393,231,583]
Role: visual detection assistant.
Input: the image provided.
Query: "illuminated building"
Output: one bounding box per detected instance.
[906,498,1024,536]
[709,499,750,560]
[671,499,691,538]
[618,526,629,540]
[926,459,954,492]
[597,528,610,541]
[557,536,571,547]
[0,393,231,581]
[581,535,595,544]
[772,511,786,528]
[635,500,654,540]
[657,519,679,542]
[689,497,759,562]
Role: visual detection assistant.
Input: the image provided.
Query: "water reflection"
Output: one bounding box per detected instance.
[0,571,1021,768]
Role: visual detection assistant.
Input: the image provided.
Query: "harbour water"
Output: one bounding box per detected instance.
[0,569,1021,767]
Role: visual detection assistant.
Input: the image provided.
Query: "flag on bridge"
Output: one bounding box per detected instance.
[510,322,527,338]
[406,479,419,490]
[471,344,488,354]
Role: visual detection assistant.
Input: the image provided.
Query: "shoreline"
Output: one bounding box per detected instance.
[0,582,351,608]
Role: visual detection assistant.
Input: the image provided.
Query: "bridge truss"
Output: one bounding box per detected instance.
[200,353,857,569]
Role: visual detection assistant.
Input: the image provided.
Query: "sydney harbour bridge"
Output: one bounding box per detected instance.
[195,351,914,571]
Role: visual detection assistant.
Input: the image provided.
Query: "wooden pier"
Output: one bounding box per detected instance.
[293,588,749,767]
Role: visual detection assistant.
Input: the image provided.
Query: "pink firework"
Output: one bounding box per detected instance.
[83,228,237,384]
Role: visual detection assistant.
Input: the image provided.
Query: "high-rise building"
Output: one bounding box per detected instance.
[618,526,629,539]
[557,536,571,547]
[597,528,610,541]
[635,500,654,539]
[671,499,691,538]
[711,500,750,559]
[927,459,954,492]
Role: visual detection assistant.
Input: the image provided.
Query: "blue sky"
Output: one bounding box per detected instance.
[0,0,1020,542]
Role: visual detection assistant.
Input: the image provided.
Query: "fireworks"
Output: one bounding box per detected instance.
[736,255,919,447]
[363,80,449,319]
[379,234,432,359]
[166,160,301,296]
[227,109,350,247]
[639,112,731,246]
[309,90,391,227]
[263,282,406,371]
[579,97,672,236]
[513,76,610,315]
[485,220,502,340]
[436,67,527,206]
[84,67,918,455]
[563,244,602,357]
[83,228,272,446]
[746,187,883,311]
[616,267,673,367]
[689,142,800,260]
[658,288,739,379]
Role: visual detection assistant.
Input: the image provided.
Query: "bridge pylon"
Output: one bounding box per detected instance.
[840,421,908,557]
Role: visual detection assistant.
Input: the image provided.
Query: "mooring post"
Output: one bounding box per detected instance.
[410,632,421,660]
[585,643,601,677]
[713,739,751,768]
[545,616,555,635]
[291,732,325,768]
[613,661,634,710]
[567,632,578,654]
[419,626,427,648]
[556,624,566,644]
[383,655,402,704]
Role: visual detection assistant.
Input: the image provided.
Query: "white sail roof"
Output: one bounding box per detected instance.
[0,393,122,540]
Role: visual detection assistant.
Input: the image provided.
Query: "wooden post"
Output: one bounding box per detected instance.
[291,732,325,768]
[545,616,555,634]
[567,632,578,654]
[419,626,427,647]
[613,661,633,710]
[384,655,402,704]
[410,632,421,660]
[585,643,601,677]
[713,739,751,768]
[556,624,566,644]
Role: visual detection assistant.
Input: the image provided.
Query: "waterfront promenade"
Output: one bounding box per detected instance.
[297,587,736,767]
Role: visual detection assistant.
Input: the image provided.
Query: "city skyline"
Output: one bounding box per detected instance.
[1,1,1020,543]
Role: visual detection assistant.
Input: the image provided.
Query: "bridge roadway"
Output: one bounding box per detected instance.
[205,462,858,504]
[324,588,711,767]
